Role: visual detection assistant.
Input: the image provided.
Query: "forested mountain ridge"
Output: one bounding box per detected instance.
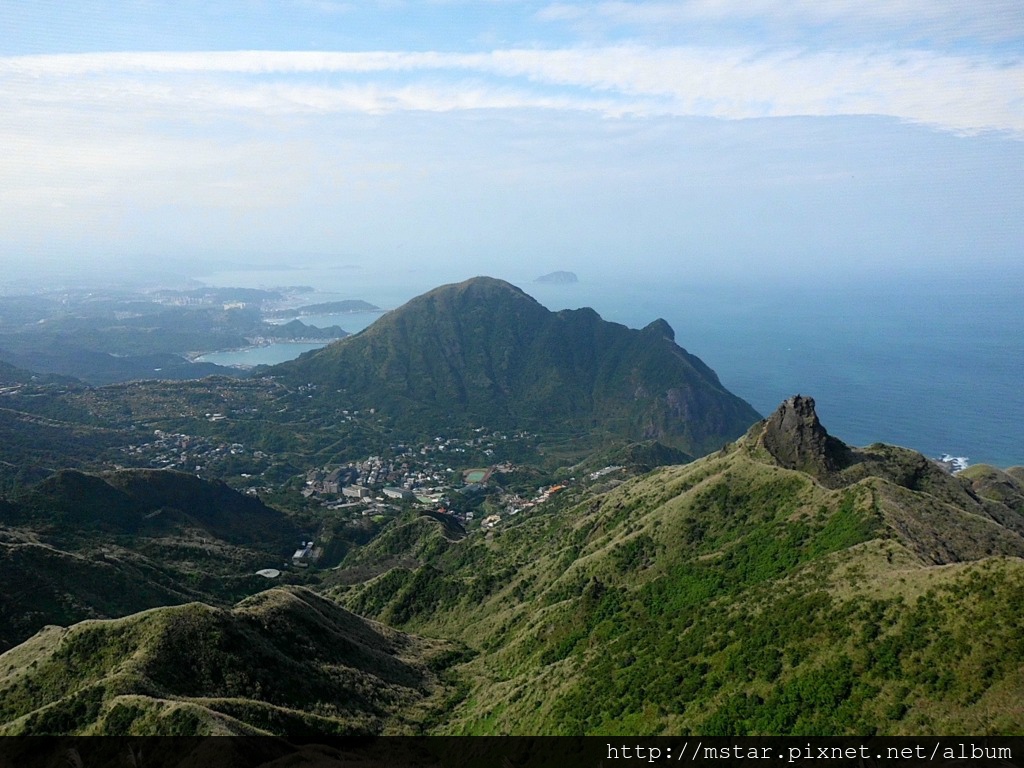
[270,277,761,457]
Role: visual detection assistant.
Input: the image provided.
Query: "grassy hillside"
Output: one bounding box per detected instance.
[329,397,1024,735]
[0,587,463,736]
[2,397,1022,736]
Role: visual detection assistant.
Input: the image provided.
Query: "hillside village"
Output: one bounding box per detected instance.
[296,432,581,531]
[116,416,584,540]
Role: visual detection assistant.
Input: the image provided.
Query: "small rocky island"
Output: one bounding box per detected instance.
[534,271,578,284]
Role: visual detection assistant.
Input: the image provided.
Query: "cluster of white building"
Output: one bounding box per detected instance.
[122,429,265,474]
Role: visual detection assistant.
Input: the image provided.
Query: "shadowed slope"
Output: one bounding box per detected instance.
[0,469,302,653]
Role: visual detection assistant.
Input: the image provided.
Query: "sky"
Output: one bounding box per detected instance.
[0,1,1021,285]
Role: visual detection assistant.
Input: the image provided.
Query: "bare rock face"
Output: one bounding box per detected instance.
[759,395,850,476]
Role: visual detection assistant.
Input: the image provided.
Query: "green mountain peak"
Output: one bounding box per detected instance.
[271,277,760,457]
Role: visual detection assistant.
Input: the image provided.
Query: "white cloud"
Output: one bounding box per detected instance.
[1,47,1020,135]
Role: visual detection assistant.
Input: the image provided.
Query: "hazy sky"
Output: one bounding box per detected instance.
[1,1,1021,284]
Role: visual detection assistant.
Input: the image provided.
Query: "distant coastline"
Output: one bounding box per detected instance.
[265,299,381,319]
[186,293,388,367]
[193,341,331,368]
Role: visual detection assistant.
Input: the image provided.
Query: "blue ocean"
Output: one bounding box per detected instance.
[197,265,1024,468]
